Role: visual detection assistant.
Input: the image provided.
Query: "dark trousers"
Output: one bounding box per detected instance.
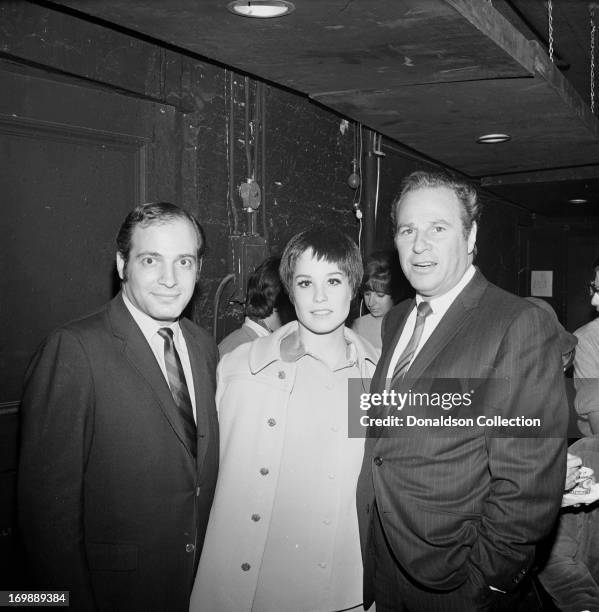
[371,503,529,612]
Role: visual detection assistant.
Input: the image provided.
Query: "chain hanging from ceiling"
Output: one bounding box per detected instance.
[547,0,554,63]
[591,4,596,114]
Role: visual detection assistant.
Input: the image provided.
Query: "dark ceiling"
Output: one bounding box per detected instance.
[50,0,599,218]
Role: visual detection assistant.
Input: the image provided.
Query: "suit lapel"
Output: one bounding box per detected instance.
[181,321,211,469]
[373,300,414,392]
[406,270,488,383]
[108,294,197,459]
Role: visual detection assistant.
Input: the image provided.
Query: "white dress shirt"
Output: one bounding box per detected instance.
[122,293,197,421]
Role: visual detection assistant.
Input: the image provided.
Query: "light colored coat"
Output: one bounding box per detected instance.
[190,321,377,612]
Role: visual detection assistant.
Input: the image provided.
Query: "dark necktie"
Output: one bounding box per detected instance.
[390,301,433,387]
[157,327,197,457]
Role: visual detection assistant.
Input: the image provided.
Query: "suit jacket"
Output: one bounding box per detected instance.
[356,269,568,605]
[18,294,219,612]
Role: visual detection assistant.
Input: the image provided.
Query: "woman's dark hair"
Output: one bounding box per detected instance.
[361,250,405,303]
[279,228,363,301]
[245,257,283,319]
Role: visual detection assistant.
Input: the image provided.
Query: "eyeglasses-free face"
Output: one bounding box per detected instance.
[588,281,599,298]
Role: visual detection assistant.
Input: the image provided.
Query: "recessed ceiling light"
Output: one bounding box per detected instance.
[476,133,511,144]
[227,0,295,18]
[568,198,588,204]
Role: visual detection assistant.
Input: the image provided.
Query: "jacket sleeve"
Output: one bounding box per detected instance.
[468,306,568,593]
[573,329,599,433]
[18,328,97,611]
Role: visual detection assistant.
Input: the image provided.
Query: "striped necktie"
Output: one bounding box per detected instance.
[390,301,433,387]
[157,327,197,457]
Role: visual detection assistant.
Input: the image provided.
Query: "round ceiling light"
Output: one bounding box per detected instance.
[568,198,588,204]
[476,133,511,144]
[227,1,295,18]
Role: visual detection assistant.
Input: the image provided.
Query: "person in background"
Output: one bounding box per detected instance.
[352,250,406,351]
[537,436,599,612]
[525,297,577,371]
[573,257,599,435]
[218,256,288,357]
[190,228,378,612]
[18,203,219,612]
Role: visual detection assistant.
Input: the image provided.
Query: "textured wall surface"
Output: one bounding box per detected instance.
[0,2,529,334]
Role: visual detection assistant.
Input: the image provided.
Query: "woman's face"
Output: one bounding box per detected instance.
[291,249,352,336]
[363,290,393,318]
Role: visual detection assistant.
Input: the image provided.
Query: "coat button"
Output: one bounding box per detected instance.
[374,456,383,466]
[185,543,195,553]
[251,513,261,522]
[241,563,251,571]
[260,467,269,475]
[278,370,286,379]
[267,418,276,427]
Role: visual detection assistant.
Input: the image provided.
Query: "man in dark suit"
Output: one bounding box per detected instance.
[18,202,219,611]
[357,172,568,611]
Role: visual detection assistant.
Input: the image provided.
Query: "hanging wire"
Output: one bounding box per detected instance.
[591,5,596,114]
[547,0,554,63]
[374,133,381,226]
[227,70,239,234]
[244,76,253,179]
[353,122,364,250]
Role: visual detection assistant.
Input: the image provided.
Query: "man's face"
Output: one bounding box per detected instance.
[116,219,199,322]
[291,249,352,336]
[394,186,476,299]
[592,269,599,312]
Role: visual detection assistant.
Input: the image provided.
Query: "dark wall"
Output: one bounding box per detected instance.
[520,217,599,333]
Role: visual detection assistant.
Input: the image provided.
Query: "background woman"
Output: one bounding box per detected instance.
[352,250,406,350]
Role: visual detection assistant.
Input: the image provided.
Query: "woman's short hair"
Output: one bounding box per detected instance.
[361,250,404,303]
[245,257,283,319]
[279,228,363,301]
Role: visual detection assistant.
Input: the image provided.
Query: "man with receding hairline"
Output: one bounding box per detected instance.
[357,171,568,611]
[18,202,219,612]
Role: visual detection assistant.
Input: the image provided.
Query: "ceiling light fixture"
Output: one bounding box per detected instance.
[568,198,588,204]
[476,133,511,144]
[227,0,295,18]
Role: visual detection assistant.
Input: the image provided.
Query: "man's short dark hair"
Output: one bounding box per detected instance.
[279,228,363,301]
[245,257,283,319]
[391,171,481,238]
[116,202,205,272]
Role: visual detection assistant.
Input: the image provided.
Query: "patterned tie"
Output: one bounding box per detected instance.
[157,327,197,457]
[390,301,433,387]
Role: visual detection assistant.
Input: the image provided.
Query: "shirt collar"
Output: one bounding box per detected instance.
[248,321,378,374]
[121,292,181,344]
[244,317,271,338]
[415,264,476,317]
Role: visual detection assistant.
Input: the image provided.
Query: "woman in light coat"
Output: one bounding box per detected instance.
[190,228,377,612]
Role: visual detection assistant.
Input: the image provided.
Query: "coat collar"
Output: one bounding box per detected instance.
[248,320,379,375]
